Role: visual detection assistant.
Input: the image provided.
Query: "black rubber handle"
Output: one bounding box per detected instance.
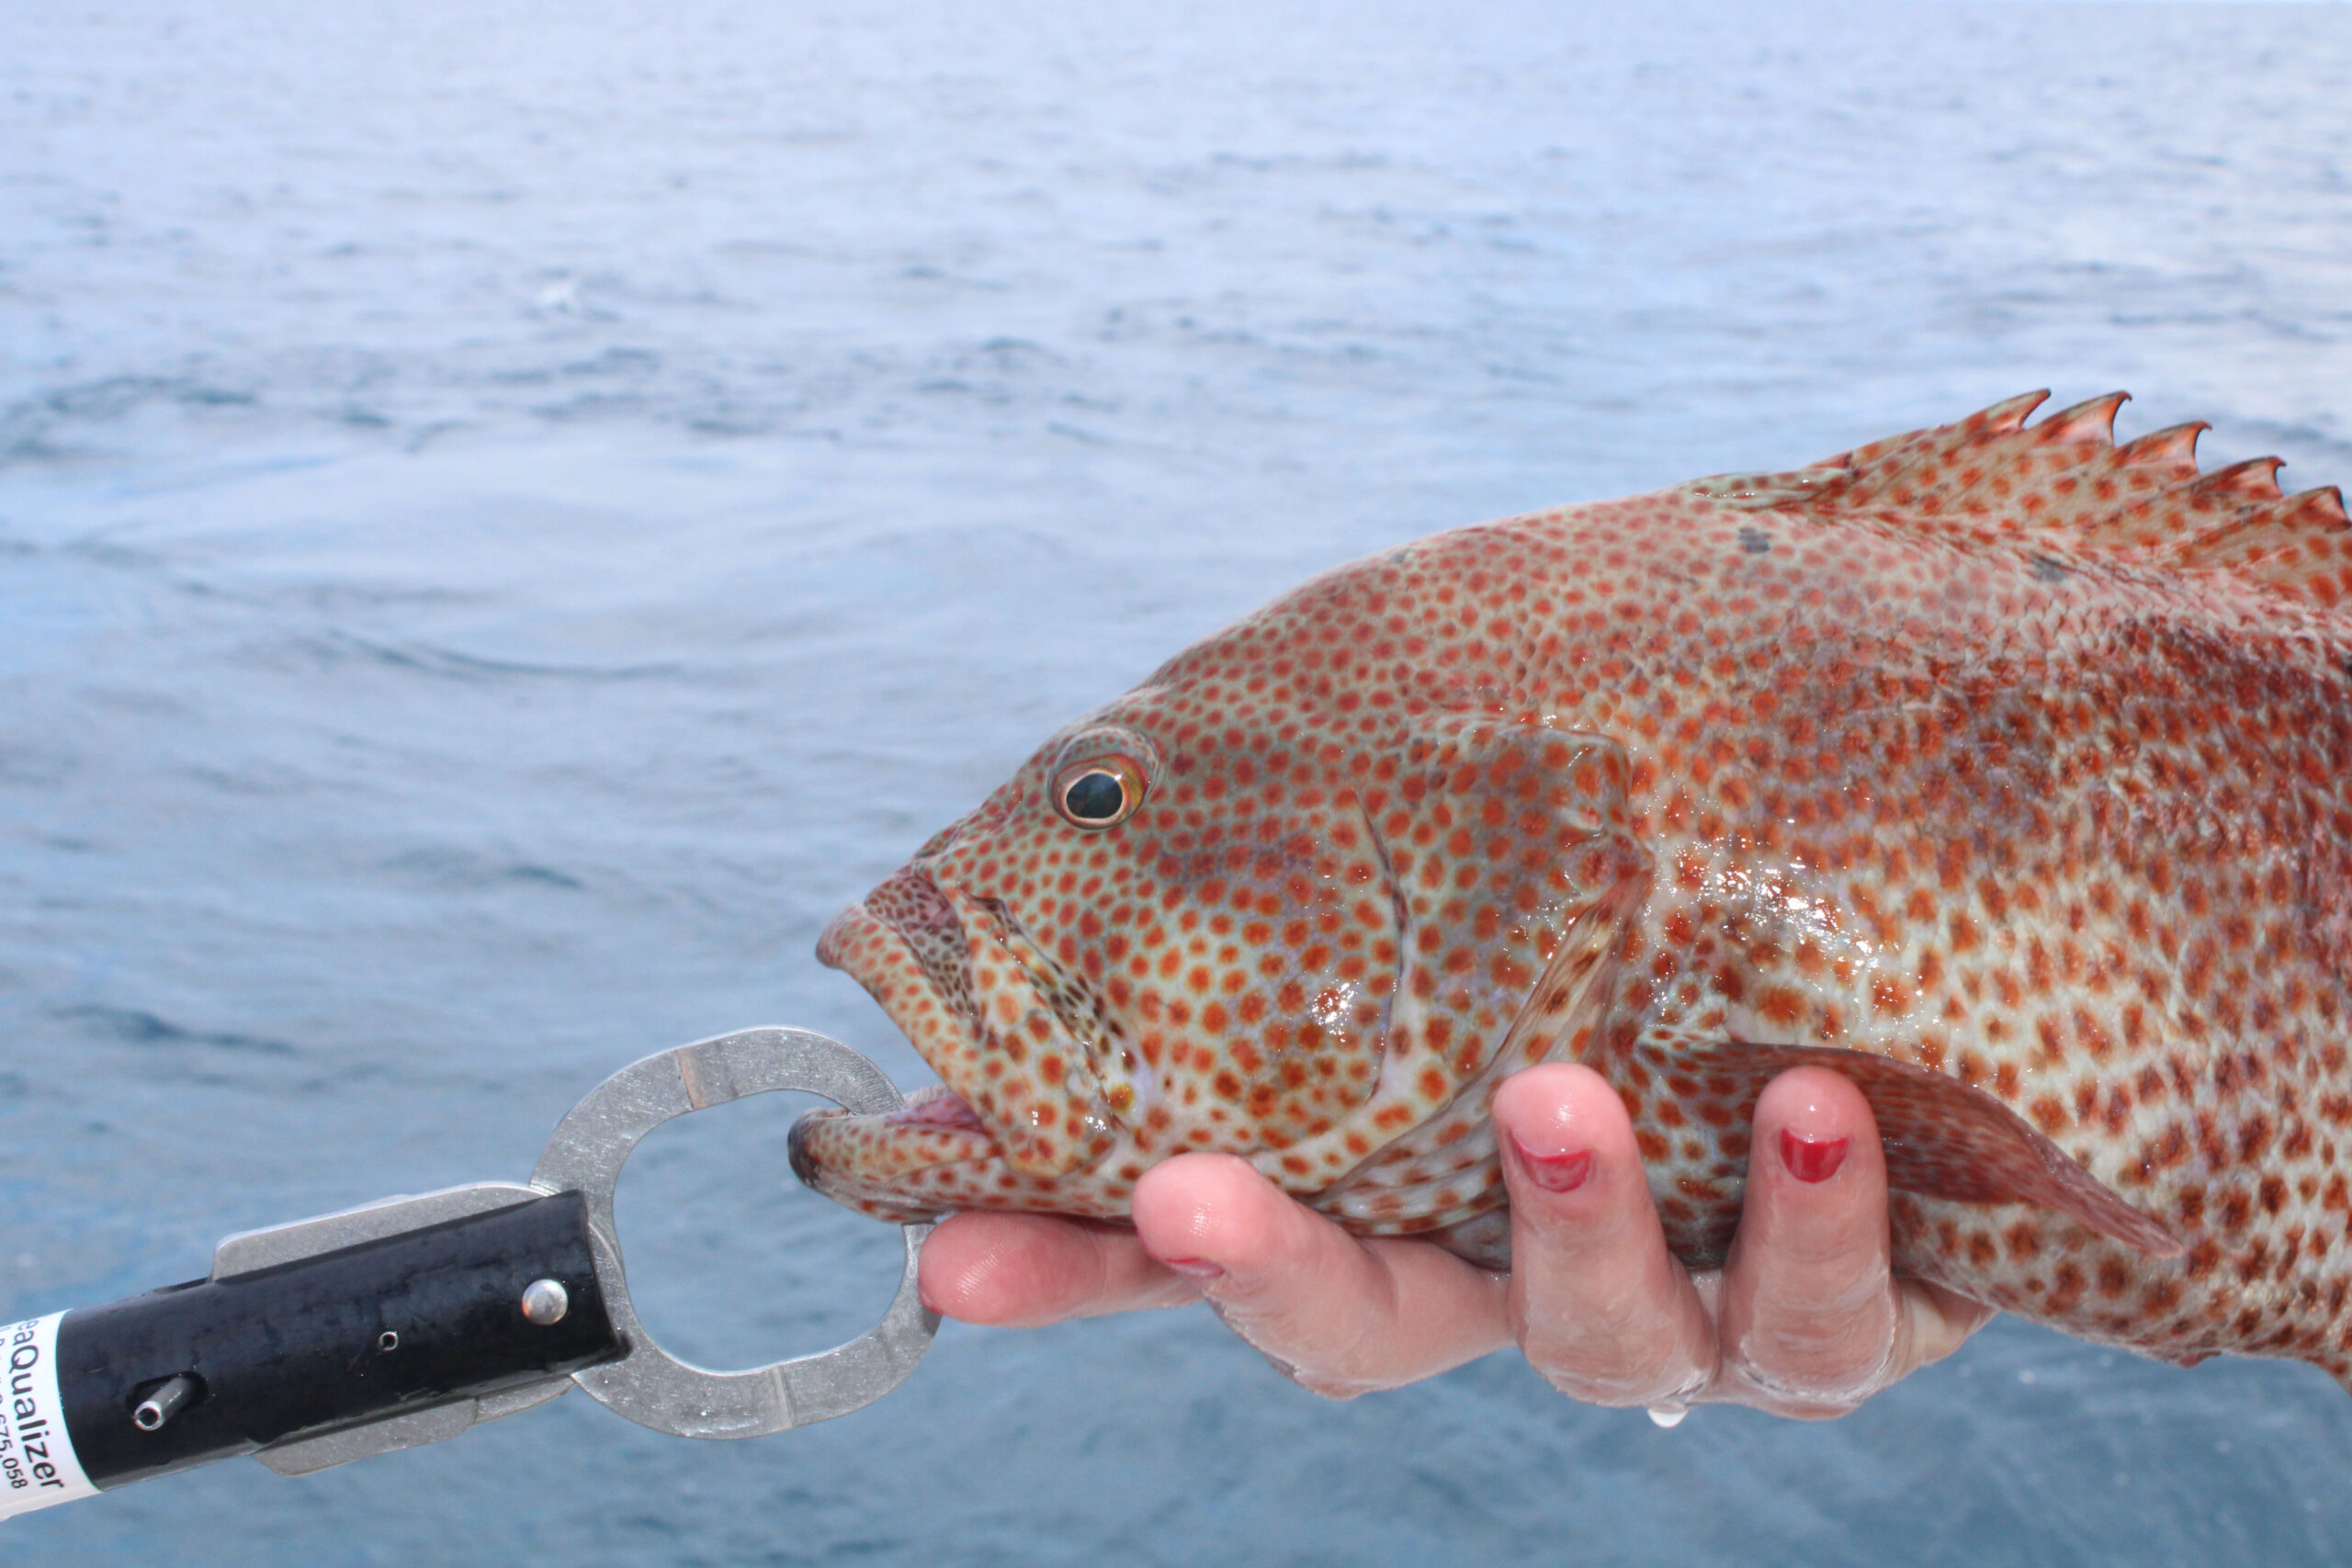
[55,1190,622,1487]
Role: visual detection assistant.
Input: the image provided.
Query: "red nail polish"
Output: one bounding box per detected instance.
[1781,1130,1849,1183]
[1159,1257,1226,1281]
[1509,1134,1595,1194]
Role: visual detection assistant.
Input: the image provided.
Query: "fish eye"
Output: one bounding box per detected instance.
[1051,755,1146,829]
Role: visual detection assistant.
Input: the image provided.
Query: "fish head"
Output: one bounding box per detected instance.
[794,565,1651,1229]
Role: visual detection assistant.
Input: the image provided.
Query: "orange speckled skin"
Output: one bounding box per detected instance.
[794,391,2352,1390]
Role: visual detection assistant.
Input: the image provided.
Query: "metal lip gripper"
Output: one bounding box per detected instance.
[2,1028,937,1517]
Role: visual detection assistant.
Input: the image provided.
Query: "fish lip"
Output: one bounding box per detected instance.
[788,1082,999,1208]
[788,1084,990,1166]
[786,1101,975,1223]
[786,1107,827,1189]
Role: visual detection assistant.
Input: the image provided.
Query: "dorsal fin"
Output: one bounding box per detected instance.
[2161,487,2352,591]
[1685,392,2352,612]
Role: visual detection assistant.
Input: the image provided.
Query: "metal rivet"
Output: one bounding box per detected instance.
[377,1330,400,1352]
[133,1373,199,1432]
[520,1278,570,1325]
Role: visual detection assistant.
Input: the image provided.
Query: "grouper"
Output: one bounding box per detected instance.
[792,392,2352,1391]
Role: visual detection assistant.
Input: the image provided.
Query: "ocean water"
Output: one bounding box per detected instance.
[3,1,2350,1562]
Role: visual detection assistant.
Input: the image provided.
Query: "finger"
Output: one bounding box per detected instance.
[1713,1066,1899,1416]
[918,1211,1198,1327]
[1493,1063,1718,1407]
[1130,1153,1512,1398]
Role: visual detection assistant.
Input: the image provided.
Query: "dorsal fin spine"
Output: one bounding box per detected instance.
[2041,390,2130,444]
[2292,486,2351,526]
[2116,421,2207,467]
[2192,457,2287,501]
[1971,389,2051,434]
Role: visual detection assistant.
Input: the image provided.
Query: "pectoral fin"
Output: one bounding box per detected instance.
[1640,1037,2182,1257]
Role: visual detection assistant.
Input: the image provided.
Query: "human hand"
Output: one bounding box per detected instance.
[913,1063,1996,1419]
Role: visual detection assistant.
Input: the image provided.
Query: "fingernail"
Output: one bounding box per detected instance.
[1159,1257,1226,1282]
[1781,1130,1849,1183]
[1508,1133,1595,1194]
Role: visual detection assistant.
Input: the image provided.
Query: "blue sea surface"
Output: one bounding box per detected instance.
[4,2,2350,1562]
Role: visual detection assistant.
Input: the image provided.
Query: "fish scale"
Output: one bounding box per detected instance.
[793,392,2352,1393]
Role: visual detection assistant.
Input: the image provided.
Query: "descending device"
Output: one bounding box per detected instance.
[0,1029,935,1519]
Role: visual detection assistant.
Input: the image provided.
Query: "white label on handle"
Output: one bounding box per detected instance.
[0,1314,96,1520]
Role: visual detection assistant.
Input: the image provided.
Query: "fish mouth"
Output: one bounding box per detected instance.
[795,866,1129,1222]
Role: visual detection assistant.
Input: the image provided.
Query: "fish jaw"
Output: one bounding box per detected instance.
[786,1086,997,1224]
[788,1081,1135,1224]
[799,867,1139,1220]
